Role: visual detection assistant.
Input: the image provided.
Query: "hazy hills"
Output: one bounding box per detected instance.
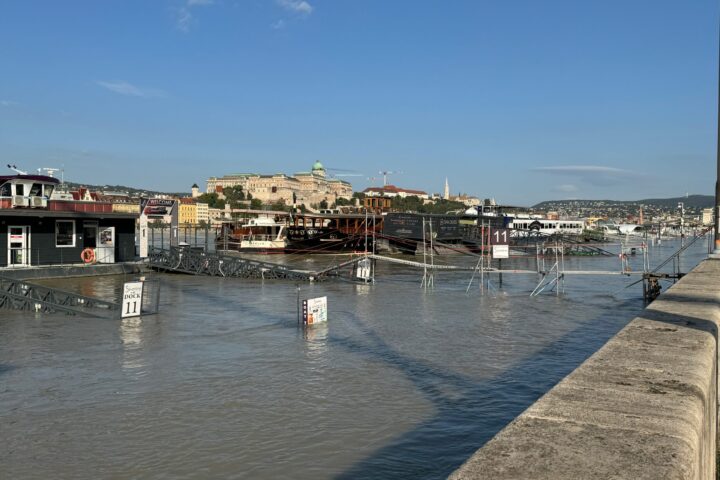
[533,195,714,210]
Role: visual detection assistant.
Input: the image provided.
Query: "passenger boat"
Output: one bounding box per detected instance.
[508,217,585,236]
[217,217,287,253]
[285,212,381,254]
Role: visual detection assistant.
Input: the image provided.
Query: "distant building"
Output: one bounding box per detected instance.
[703,207,714,226]
[207,207,227,225]
[449,194,480,207]
[206,161,353,207]
[197,202,209,224]
[178,198,210,225]
[363,184,429,200]
[179,198,197,225]
[191,183,200,198]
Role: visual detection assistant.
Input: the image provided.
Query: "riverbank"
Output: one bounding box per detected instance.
[450,258,720,479]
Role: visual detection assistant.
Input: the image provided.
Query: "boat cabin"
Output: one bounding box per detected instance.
[0,174,138,268]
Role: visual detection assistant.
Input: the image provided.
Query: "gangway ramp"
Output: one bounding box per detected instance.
[148,247,350,281]
[0,274,120,317]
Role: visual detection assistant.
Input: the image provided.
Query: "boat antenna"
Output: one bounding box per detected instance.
[6,164,28,175]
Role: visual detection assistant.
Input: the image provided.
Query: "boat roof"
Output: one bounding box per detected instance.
[0,174,60,184]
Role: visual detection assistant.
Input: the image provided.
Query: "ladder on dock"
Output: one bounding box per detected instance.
[0,274,120,317]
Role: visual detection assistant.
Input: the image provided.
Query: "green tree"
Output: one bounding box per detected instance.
[223,186,246,209]
[271,199,287,211]
[197,192,225,209]
[319,199,329,209]
[250,198,263,210]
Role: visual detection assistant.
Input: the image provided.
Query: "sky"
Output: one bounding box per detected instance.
[1,0,718,205]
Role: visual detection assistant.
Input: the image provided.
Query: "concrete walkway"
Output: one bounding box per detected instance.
[450,259,720,480]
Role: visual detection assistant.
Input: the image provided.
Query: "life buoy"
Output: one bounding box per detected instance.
[81,248,95,264]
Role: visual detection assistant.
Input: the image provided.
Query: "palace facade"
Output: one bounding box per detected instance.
[206,161,353,207]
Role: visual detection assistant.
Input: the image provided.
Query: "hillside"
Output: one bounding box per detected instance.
[533,194,714,210]
[61,181,185,198]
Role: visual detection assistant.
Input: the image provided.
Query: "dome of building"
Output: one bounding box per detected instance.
[312,160,325,171]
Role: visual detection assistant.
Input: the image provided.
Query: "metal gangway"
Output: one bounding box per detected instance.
[147,246,361,281]
[0,274,121,317]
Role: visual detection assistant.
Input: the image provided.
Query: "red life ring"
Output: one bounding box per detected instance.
[81,248,95,264]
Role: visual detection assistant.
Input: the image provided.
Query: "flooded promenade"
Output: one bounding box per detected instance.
[0,240,709,479]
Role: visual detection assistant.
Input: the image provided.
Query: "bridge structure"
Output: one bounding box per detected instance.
[0,273,120,317]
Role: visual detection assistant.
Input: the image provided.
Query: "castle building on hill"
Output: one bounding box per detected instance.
[206,161,353,207]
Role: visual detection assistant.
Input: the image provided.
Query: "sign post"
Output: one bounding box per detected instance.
[301,296,328,325]
[491,228,510,259]
[139,198,179,257]
[491,228,511,286]
[121,281,144,318]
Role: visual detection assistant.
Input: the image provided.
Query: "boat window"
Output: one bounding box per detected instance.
[15,184,24,196]
[0,182,9,197]
[30,183,42,196]
[56,220,76,247]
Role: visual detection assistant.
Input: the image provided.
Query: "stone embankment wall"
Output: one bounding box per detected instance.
[451,259,720,480]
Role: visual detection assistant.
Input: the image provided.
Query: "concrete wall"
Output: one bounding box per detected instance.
[450,259,720,480]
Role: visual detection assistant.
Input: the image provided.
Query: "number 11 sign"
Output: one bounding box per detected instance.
[121,281,144,318]
[491,228,510,259]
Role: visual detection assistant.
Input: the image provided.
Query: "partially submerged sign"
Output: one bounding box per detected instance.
[121,281,144,318]
[302,296,328,325]
[491,228,510,259]
[356,258,372,280]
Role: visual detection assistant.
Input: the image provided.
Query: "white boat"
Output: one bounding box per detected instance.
[219,217,287,253]
[509,217,585,236]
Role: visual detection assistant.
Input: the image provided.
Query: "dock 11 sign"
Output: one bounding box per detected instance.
[122,281,144,318]
[302,296,328,325]
[491,228,510,259]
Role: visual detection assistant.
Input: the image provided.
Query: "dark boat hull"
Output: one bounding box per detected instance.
[285,227,373,254]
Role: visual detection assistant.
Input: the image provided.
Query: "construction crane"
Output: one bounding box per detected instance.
[379,170,401,186]
[326,167,364,180]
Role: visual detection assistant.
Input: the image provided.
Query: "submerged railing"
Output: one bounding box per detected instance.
[0,274,121,317]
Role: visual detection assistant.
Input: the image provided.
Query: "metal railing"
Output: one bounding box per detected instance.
[147,246,318,281]
[0,274,121,317]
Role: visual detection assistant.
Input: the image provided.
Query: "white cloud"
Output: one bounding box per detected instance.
[271,19,286,29]
[176,7,193,32]
[176,0,214,32]
[277,0,313,15]
[96,81,167,98]
[0,100,18,107]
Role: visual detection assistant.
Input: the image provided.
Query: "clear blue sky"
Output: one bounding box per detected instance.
[1,0,718,205]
